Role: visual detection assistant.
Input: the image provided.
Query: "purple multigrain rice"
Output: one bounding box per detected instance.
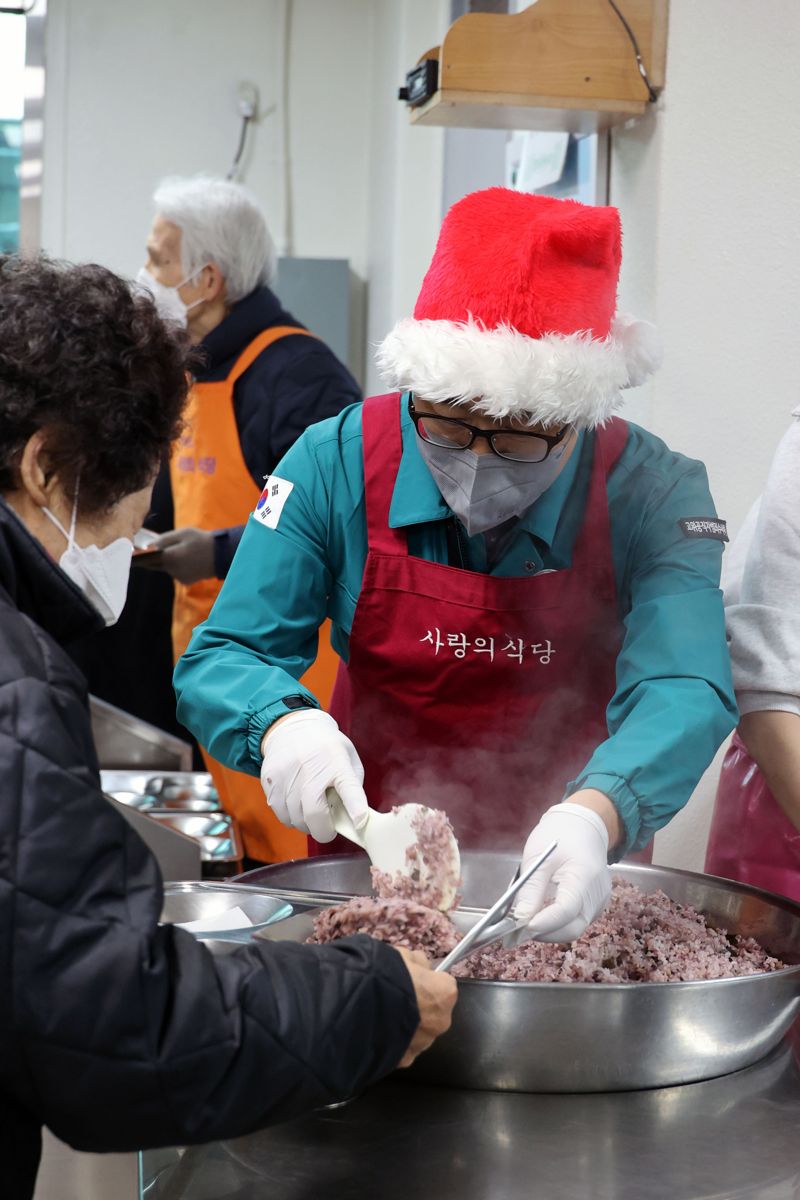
[311,880,783,983]
[370,806,461,911]
[311,807,462,956]
[309,896,460,959]
[454,881,784,983]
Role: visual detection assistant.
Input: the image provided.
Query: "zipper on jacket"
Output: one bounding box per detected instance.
[446,518,466,569]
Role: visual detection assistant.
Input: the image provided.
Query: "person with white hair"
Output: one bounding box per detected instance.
[137,175,359,592]
[147,174,278,311]
[85,175,360,866]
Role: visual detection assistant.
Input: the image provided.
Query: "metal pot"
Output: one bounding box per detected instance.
[245,851,800,1092]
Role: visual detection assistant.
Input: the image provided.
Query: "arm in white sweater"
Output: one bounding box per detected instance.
[726,411,800,831]
[725,412,800,718]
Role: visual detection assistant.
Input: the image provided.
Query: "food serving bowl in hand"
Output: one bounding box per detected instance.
[244,852,800,1093]
[161,882,292,941]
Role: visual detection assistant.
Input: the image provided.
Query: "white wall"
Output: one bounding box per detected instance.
[45,0,281,270]
[43,0,376,275]
[364,0,448,395]
[283,0,372,274]
[612,0,800,868]
[41,0,447,385]
[0,11,26,119]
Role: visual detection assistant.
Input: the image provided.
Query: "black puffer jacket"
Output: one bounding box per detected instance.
[0,498,418,1199]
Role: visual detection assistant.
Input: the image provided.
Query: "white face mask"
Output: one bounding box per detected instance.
[135,265,206,328]
[417,436,573,537]
[42,491,134,627]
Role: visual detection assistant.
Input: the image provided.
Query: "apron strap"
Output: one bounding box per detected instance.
[568,417,629,583]
[362,393,407,555]
[596,416,629,477]
[223,325,316,386]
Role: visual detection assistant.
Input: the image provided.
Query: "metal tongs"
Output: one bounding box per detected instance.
[435,840,558,972]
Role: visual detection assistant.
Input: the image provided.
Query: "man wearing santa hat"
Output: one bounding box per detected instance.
[174,189,737,941]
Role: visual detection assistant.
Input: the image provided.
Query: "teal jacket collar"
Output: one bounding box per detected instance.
[388,393,584,552]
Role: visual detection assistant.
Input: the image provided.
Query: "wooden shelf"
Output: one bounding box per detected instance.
[408,0,668,133]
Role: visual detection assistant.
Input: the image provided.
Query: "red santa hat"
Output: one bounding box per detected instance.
[376,188,660,429]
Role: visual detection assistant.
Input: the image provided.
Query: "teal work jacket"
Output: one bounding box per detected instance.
[174,396,737,854]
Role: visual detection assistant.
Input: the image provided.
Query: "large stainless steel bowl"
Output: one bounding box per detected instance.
[244,851,800,1092]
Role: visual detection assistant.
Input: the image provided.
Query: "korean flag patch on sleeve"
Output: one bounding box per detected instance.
[252,476,294,529]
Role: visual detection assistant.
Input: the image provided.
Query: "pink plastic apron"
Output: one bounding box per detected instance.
[705,731,800,901]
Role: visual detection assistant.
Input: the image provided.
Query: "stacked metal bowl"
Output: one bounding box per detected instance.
[101,770,243,876]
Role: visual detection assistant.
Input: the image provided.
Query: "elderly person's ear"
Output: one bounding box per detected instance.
[16,432,59,507]
[199,261,226,304]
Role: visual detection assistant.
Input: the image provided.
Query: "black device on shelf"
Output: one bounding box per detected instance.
[398,59,438,107]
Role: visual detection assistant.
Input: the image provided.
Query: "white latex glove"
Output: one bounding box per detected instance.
[260,709,369,843]
[514,802,612,943]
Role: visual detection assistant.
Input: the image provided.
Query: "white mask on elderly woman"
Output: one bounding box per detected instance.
[135,266,206,328]
[417,435,573,538]
[42,489,134,626]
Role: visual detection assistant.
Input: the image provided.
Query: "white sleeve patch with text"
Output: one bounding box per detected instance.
[252,476,294,529]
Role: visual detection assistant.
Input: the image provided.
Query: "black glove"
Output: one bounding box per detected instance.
[135,527,216,584]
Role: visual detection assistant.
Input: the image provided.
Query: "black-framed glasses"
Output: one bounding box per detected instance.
[408,395,570,463]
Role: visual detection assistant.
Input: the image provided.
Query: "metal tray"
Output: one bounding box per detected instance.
[246,851,800,1092]
[145,773,221,810]
[150,813,232,839]
[104,789,160,812]
[101,769,222,812]
[90,694,192,771]
[150,813,244,876]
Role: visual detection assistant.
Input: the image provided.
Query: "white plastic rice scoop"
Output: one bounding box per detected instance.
[325,789,461,912]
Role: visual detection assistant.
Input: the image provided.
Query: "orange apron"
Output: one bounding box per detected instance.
[170,326,340,863]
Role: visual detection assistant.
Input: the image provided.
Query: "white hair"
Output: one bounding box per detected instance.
[152,174,277,301]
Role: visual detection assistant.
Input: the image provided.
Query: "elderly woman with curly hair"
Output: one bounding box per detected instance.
[0,255,455,1200]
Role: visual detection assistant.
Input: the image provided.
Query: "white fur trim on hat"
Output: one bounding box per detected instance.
[376,314,662,428]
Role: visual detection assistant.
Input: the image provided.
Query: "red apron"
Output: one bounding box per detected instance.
[316,393,651,859]
[705,732,800,901]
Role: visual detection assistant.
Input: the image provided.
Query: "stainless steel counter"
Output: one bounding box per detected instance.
[142,1031,800,1199]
